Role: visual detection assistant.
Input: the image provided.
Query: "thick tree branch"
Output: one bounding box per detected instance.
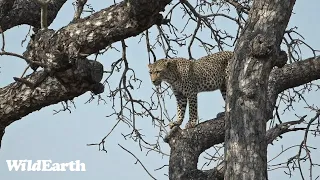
[164,115,225,180]
[165,114,305,180]
[0,0,172,148]
[0,59,103,125]
[2,0,172,114]
[58,0,169,55]
[0,0,67,31]
[22,0,171,71]
[271,56,320,95]
[267,56,320,116]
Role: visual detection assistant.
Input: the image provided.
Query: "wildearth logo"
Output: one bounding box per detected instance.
[6,160,86,171]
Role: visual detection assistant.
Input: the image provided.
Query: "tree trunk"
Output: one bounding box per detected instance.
[225,1,296,180]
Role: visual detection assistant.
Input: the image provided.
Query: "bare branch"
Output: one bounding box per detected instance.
[0,26,5,51]
[118,144,157,180]
[72,0,88,22]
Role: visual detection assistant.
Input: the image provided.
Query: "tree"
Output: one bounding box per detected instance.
[0,0,319,179]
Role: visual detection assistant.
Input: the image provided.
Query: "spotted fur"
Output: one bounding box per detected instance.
[148,51,233,129]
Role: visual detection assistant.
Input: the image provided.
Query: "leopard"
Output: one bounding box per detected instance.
[148,51,234,129]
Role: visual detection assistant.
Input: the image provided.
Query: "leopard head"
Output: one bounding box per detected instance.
[148,59,175,86]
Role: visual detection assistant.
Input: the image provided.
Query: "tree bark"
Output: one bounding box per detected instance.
[0,0,67,31]
[0,0,171,147]
[225,1,296,180]
[267,56,320,116]
[0,59,103,126]
[165,112,305,180]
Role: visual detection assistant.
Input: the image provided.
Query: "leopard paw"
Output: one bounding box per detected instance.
[185,121,196,129]
[169,121,181,129]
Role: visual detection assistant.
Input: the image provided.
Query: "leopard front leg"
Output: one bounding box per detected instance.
[169,90,187,129]
[185,94,198,129]
[220,81,227,101]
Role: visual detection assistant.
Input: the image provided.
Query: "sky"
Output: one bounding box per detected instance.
[0,0,319,179]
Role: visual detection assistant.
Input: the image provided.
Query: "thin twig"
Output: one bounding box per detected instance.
[118,144,157,180]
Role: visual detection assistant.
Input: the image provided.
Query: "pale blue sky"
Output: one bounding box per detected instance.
[0,1,319,179]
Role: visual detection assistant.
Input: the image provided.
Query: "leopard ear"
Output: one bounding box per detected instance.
[166,61,175,69]
[165,61,171,68]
